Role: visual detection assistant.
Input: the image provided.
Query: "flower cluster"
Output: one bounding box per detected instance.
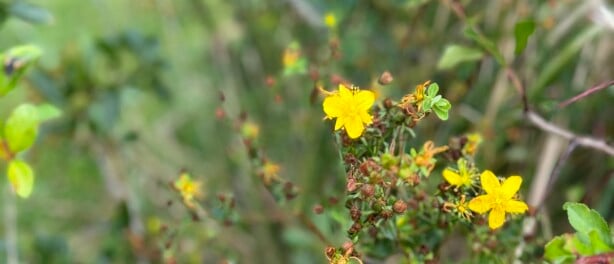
[318,75,528,261]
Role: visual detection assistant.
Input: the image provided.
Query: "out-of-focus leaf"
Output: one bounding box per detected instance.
[544,235,574,264]
[0,45,43,96]
[0,3,8,26]
[9,1,53,24]
[7,159,34,198]
[35,103,62,122]
[463,26,505,66]
[531,27,601,97]
[5,103,39,153]
[514,20,535,55]
[437,45,483,70]
[88,91,120,133]
[563,202,612,247]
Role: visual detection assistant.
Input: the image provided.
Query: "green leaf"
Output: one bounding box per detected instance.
[35,103,62,122]
[463,26,505,66]
[437,45,484,70]
[433,101,451,121]
[588,230,614,254]
[9,1,53,24]
[7,160,34,198]
[0,45,43,96]
[427,83,439,97]
[514,20,535,55]
[544,235,574,264]
[5,104,39,153]
[563,202,612,247]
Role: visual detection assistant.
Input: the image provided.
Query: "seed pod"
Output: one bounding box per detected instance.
[393,200,407,214]
[378,71,394,85]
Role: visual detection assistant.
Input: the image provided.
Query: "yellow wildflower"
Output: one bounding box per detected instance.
[241,122,260,141]
[324,12,337,29]
[468,170,528,229]
[443,195,472,220]
[413,141,448,170]
[442,159,474,189]
[260,161,281,185]
[462,133,482,156]
[174,173,202,208]
[283,47,300,68]
[322,84,375,139]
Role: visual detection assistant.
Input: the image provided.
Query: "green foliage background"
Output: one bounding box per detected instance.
[0,0,611,263]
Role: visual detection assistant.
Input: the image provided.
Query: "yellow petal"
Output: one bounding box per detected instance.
[505,200,528,214]
[360,111,373,125]
[501,175,522,199]
[480,170,500,194]
[323,95,343,118]
[338,84,352,97]
[354,90,375,110]
[468,195,492,214]
[345,117,365,139]
[442,168,462,186]
[334,117,345,130]
[488,206,506,229]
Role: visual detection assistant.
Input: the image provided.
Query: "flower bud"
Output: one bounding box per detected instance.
[393,200,407,214]
[378,71,394,85]
[361,184,375,197]
[313,204,324,214]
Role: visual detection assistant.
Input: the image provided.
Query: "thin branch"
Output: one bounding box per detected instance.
[558,80,614,108]
[505,68,614,156]
[526,112,614,156]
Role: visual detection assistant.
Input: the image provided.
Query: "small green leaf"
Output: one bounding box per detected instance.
[422,98,432,111]
[588,230,614,253]
[7,160,34,198]
[5,104,39,153]
[544,235,574,263]
[514,20,535,55]
[427,83,439,97]
[464,26,505,66]
[563,202,612,247]
[437,45,484,70]
[35,103,62,122]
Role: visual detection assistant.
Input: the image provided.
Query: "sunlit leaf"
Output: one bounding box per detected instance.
[7,160,34,198]
[0,45,43,96]
[563,202,612,248]
[5,104,39,153]
[544,235,574,264]
[36,103,62,122]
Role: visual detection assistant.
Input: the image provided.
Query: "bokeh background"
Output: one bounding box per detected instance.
[0,0,612,263]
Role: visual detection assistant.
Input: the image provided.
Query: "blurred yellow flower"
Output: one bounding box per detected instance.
[260,161,281,185]
[324,12,337,29]
[241,122,260,140]
[174,173,202,207]
[468,170,528,229]
[462,133,482,156]
[283,47,300,68]
[442,159,474,189]
[323,84,375,139]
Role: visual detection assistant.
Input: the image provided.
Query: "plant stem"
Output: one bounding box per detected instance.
[4,185,18,264]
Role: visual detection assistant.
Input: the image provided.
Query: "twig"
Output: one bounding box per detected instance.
[545,140,578,197]
[558,80,614,108]
[505,68,614,156]
[526,111,614,156]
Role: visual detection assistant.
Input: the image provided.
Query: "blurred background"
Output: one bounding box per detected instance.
[0,0,612,263]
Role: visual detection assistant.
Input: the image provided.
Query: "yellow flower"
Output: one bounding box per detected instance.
[462,133,482,156]
[283,48,300,68]
[413,141,448,170]
[260,161,281,185]
[323,84,375,139]
[442,159,474,189]
[443,195,473,220]
[468,170,528,229]
[399,80,430,109]
[174,173,202,207]
[324,12,337,29]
